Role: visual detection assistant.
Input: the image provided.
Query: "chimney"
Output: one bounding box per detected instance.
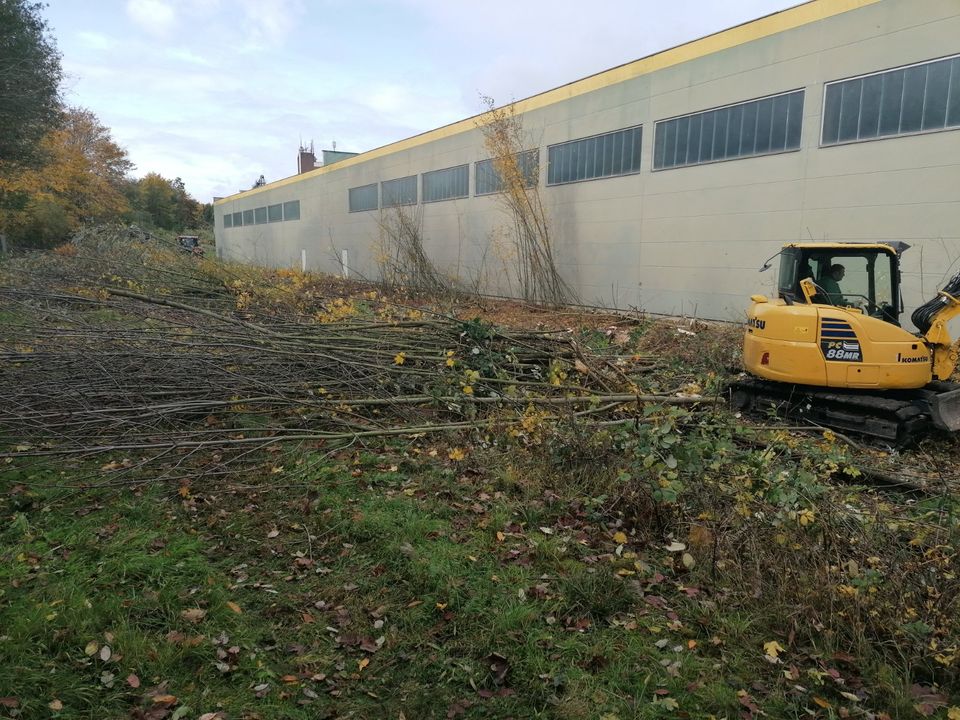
[298,140,318,174]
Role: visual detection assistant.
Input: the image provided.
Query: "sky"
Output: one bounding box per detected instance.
[45,0,798,203]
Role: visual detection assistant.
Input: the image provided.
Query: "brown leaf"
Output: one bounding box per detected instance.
[0,698,17,709]
[225,601,242,615]
[48,699,64,711]
[127,674,141,688]
[181,608,207,624]
[152,694,178,706]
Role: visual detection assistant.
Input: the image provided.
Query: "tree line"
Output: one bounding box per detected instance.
[0,0,211,249]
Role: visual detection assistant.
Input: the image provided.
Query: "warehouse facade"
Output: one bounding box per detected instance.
[213,0,960,325]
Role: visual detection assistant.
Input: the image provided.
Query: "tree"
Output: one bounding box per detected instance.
[137,172,177,229]
[0,107,133,246]
[0,0,63,167]
[477,96,575,305]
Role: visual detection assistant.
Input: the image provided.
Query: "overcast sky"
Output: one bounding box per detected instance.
[45,0,797,202]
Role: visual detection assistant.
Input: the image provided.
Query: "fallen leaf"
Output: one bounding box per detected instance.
[181,608,207,624]
[152,694,177,705]
[0,698,17,709]
[763,640,784,658]
[84,640,99,656]
[48,699,63,711]
[267,528,280,538]
[813,696,832,709]
[656,696,679,710]
[539,526,554,535]
[947,708,960,720]
[612,531,628,544]
[496,531,505,542]
[126,674,140,688]
[681,552,695,569]
[226,601,242,615]
[358,657,370,671]
[664,541,686,552]
[99,645,111,662]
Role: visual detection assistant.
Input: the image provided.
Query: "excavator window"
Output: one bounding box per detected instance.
[777,246,901,325]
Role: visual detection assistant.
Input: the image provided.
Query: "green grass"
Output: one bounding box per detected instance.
[1,427,958,719]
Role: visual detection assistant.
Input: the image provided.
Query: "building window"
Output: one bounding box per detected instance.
[381,176,417,206]
[254,206,268,224]
[476,149,539,195]
[423,164,469,203]
[547,125,642,185]
[242,209,254,226]
[232,211,242,227]
[349,183,379,212]
[283,200,300,221]
[822,54,960,146]
[654,89,804,170]
[223,213,233,228]
[268,204,283,222]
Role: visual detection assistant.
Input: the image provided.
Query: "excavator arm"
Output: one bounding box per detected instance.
[924,290,960,381]
[914,274,960,431]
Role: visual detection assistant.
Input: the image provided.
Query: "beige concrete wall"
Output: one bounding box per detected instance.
[215,0,960,331]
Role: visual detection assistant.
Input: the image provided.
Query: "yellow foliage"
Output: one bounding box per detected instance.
[763,640,784,658]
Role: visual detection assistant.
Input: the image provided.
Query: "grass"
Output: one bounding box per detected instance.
[3,425,957,718]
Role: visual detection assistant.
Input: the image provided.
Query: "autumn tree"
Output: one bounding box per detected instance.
[0,107,133,247]
[128,173,204,231]
[476,96,575,305]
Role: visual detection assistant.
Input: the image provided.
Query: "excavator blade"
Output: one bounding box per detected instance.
[930,388,960,432]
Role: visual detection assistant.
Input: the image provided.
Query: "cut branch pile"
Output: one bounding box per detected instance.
[0,226,715,479]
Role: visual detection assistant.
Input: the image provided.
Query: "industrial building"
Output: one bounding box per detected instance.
[213,0,960,325]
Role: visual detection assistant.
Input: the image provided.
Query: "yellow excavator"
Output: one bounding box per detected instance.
[733,241,960,444]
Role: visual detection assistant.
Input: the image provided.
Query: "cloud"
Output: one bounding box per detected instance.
[236,0,305,50]
[164,47,214,66]
[76,31,117,51]
[126,0,177,37]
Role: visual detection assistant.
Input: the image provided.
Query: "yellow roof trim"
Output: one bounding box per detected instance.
[217,0,881,206]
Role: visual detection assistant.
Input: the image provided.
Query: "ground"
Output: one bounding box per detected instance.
[0,229,958,719]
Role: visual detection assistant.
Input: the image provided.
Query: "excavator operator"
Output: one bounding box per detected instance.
[817,263,847,305]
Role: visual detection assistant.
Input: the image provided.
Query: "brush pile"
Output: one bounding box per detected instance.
[0,226,711,477]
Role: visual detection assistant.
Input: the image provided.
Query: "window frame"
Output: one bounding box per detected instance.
[475,149,539,196]
[381,175,418,207]
[348,183,379,213]
[422,164,469,203]
[546,125,643,186]
[652,88,805,171]
[820,53,960,148]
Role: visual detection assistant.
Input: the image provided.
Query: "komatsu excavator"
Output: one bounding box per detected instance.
[732,242,960,444]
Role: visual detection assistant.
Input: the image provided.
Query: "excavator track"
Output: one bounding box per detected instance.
[729,377,960,446]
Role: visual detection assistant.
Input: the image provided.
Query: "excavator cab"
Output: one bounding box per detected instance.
[776,242,906,325]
